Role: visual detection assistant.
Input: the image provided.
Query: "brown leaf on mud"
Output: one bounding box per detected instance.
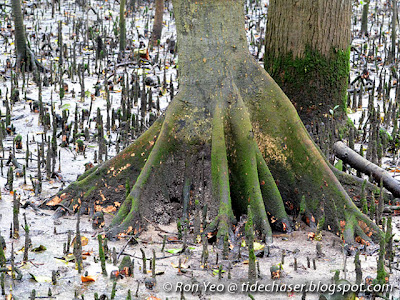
[355,236,370,246]
[81,275,96,282]
[126,226,133,234]
[103,206,117,213]
[146,296,161,300]
[47,196,62,206]
[340,220,346,228]
[167,236,179,242]
[99,191,107,202]
[71,236,89,248]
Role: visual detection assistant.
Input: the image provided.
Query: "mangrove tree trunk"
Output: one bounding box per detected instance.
[150,0,164,47]
[11,0,42,74]
[264,0,351,124]
[47,0,381,245]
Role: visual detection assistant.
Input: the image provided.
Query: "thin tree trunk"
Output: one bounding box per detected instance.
[150,0,164,46]
[11,0,28,67]
[265,0,351,124]
[119,0,126,52]
[390,0,397,62]
[361,0,370,36]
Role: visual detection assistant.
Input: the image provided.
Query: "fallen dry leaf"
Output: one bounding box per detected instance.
[81,275,96,282]
[71,236,89,248]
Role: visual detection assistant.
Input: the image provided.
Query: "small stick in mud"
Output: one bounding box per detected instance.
[178,258,182,274]
[140,248,146,274]
[316,242,323,258]
[103,237,110,254]
[307,256,310,268]
[23,213,29,261]
[182,225,187,252]
[111,281,117,299]
[58,150,61,172]
[135,281,140,297]
[12,191,19,239]
[201,235,208,268]
[11,243,15,286]
[98,234,107,276]
[202,204,208,228]
[386,216,393,261]
[193,199,201,242]
[360,179,368,214]
[112,247,117,266]
[355,250,362,285]
[67,231,71,253]
[377,178,384,224]
[30,289,36,300]
[7,166,13,192]
[177,219,182,240]
[161,235,166,254]
[333,270,339,282]
[152,249,156,279]
[23,165,26,185]
[52,270,57,285]
[1,273,4,295]
[313,258,316,270]
[74,213,83,273]
[0,235,5,267]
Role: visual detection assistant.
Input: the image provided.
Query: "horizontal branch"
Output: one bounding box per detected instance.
[333,141,400,198]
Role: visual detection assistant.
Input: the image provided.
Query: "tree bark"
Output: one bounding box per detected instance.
[333,141,400,197]
[389,0,397,62]
[48,0,382,244]
[361,0,370,36]
[12,0,43,75]
[119,0,126,52]
[11,0,28,66]
[150,0,164,46]
[264,0,351,124]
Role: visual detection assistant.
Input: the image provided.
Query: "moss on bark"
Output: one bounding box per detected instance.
[264,46,350,123]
